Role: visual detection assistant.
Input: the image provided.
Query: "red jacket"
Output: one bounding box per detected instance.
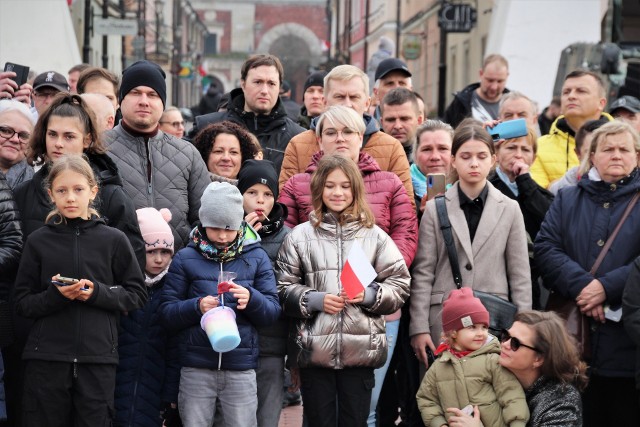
[279,151,418,267]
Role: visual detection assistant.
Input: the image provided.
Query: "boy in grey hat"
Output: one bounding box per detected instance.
[160,181,281,427]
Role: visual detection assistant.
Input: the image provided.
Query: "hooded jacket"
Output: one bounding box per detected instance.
[278,115,416,209]
[159,227,281,371]
[280,151,418,267]
[14,217,147,364]
[276,212,411,369]
[189,88,305,174]
[13,153,146,270]
[416,338,529,427]
[103,126,210,250]
[443,83,510,129]
[536,170,640,378]
[530,114,613,188]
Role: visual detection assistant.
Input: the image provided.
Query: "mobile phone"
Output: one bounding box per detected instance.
[52,276,79,286]
[3,62,30,87]
[487,118,528,142]
[427,173,446,200]
[461,404,474,416]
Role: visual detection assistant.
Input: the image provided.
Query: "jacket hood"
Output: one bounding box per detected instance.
[309,210,367,240]
[308,113,379,137]
[577,167,640,202]
[549,113,614,138]
[86,152,123,187]
[305,151,381,174]
[453,82,510,104]
[228,87,290,131]
[45,215,107,231]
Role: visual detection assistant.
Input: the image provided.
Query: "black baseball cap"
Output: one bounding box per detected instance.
[374,58,412,81]
[33,71,70,93]
[609,95,640,114]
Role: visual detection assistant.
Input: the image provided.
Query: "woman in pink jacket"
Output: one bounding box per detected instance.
[279,105,417,426]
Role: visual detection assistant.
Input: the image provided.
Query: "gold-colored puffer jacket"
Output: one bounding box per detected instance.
[276,212,411,369]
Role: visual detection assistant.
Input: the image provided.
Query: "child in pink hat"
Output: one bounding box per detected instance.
[416,288,529,427]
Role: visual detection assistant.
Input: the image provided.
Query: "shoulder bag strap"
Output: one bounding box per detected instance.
[435,195,463,288]
[590,191,640,275]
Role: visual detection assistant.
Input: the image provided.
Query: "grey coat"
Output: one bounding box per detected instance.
[409,182,532,341]
[276,212,410,369]
[103,125,210,249]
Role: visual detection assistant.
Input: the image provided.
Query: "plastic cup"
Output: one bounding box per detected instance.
[200,306,241,353]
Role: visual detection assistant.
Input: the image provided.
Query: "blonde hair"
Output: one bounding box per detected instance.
[324,65,370,97]
[579,120,640,176]
[315,105,366,138]
[309,154,374,228]
[45,154,99,223]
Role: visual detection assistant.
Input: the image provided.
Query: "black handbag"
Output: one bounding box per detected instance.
[435,195,517,336]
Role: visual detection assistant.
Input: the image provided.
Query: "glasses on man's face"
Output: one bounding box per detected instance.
[33,91,59,100]
[321,128,359,142]
[0,126,30,144]
[160,120,185,129]
[500,330,541,353]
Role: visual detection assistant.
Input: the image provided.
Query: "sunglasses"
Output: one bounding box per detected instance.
[500,330,541,353]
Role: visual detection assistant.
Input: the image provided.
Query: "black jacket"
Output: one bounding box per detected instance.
[13,153,146,271]
[189,88,305,175]
[14,217,146,364]
[0,173,22,302]
[489,172,554,240]
[443,82,510,129]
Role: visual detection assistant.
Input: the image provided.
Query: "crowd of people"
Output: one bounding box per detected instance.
[0,49,639,427]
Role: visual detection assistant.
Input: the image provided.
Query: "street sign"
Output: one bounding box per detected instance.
[438,2,477,33]
[94,18,138,36]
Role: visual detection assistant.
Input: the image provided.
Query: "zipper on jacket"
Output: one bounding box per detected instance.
[73,358,78,378]
[336,221,343,368]
[144,139,154,198]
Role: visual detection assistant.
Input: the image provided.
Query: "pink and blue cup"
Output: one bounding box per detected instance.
[200,306,241,353]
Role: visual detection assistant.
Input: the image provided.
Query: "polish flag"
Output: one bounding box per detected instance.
[340,241,377,299]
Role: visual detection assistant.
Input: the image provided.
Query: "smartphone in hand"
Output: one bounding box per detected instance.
[487,118,528,142]
[427,173,446,200]
[3,62,30,86]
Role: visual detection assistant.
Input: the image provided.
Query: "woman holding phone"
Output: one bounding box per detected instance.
[409,118,532,368]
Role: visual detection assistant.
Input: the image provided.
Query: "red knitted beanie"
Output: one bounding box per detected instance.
[441,288,490,333]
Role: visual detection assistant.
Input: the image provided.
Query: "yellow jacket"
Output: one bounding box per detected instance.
[531,114,613,188]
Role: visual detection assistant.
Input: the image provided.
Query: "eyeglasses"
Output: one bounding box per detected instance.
[160,120,185,129]
[0,126,30,144]
[33,91,59,100]
[321,128,359,141]
[500,330,541,353]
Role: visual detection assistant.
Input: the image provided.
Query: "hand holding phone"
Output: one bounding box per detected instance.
[427,173,447,201]
[487,118,528,142]
[3,62,30,87]
[52,275,80,286]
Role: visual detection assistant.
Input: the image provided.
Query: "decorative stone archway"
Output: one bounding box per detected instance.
[257,23,323,64]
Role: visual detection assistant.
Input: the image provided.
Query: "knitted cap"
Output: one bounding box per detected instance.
[237,159,279,200]
[136,207,174,253]
[441,288,490,333]
[120,60,167,107]
[199,182,244,230]
[304,71,328,93]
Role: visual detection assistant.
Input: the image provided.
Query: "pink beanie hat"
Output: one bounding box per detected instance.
[136,208,174,253]
[441,288,490,333]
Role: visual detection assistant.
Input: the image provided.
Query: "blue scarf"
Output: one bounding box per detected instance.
[496,166,519,197]
[410,163,427,199]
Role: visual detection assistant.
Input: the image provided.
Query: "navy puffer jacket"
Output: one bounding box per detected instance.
[159,232,281,370]
[115,277,179,427]
[535,169,640,377]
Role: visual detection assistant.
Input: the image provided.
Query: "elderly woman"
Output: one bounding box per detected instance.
[535,120,640,426]
[279,105,417,427]
[193,120,262,184]
[447,311,587,427]
[0,100,35,189]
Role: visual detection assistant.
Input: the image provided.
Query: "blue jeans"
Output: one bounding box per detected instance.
[179,367,257,427]
[367,318,399,427]
[256,356,284,427]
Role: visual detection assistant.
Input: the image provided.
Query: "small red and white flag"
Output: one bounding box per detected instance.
[340,241,377,299]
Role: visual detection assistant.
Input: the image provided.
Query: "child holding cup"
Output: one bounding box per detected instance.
[160,181,281,427]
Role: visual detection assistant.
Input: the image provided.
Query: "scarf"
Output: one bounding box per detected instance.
[496,166,519,197]
[258,203,286,237]
[435,342,473,358]
[145,266,170,287]
[191,224,246,263]
[4,159,34,189]
[410,163,427,199]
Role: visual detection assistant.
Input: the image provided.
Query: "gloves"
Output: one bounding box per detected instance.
[162,403,183,427]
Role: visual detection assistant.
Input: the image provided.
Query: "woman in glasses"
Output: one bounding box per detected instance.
[159,106,186,139]
[448,310,587,427]
[0,100,35,189]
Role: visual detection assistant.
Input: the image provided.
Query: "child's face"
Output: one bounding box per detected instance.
[452,323,488,352]
[243,183,275,221]
[322,168,353,216]
[146,248,172,277]
[205,227,240,249]
[452,139,496,185]
[48,169,98,220]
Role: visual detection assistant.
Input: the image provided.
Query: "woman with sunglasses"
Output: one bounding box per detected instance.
[447,311,587,427]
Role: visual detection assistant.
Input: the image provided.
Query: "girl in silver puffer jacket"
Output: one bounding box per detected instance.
[276,154,410,427]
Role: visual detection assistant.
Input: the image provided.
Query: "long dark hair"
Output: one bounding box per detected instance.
[28,93,105,166]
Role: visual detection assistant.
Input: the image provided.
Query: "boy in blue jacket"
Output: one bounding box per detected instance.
[160,182,281,427]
